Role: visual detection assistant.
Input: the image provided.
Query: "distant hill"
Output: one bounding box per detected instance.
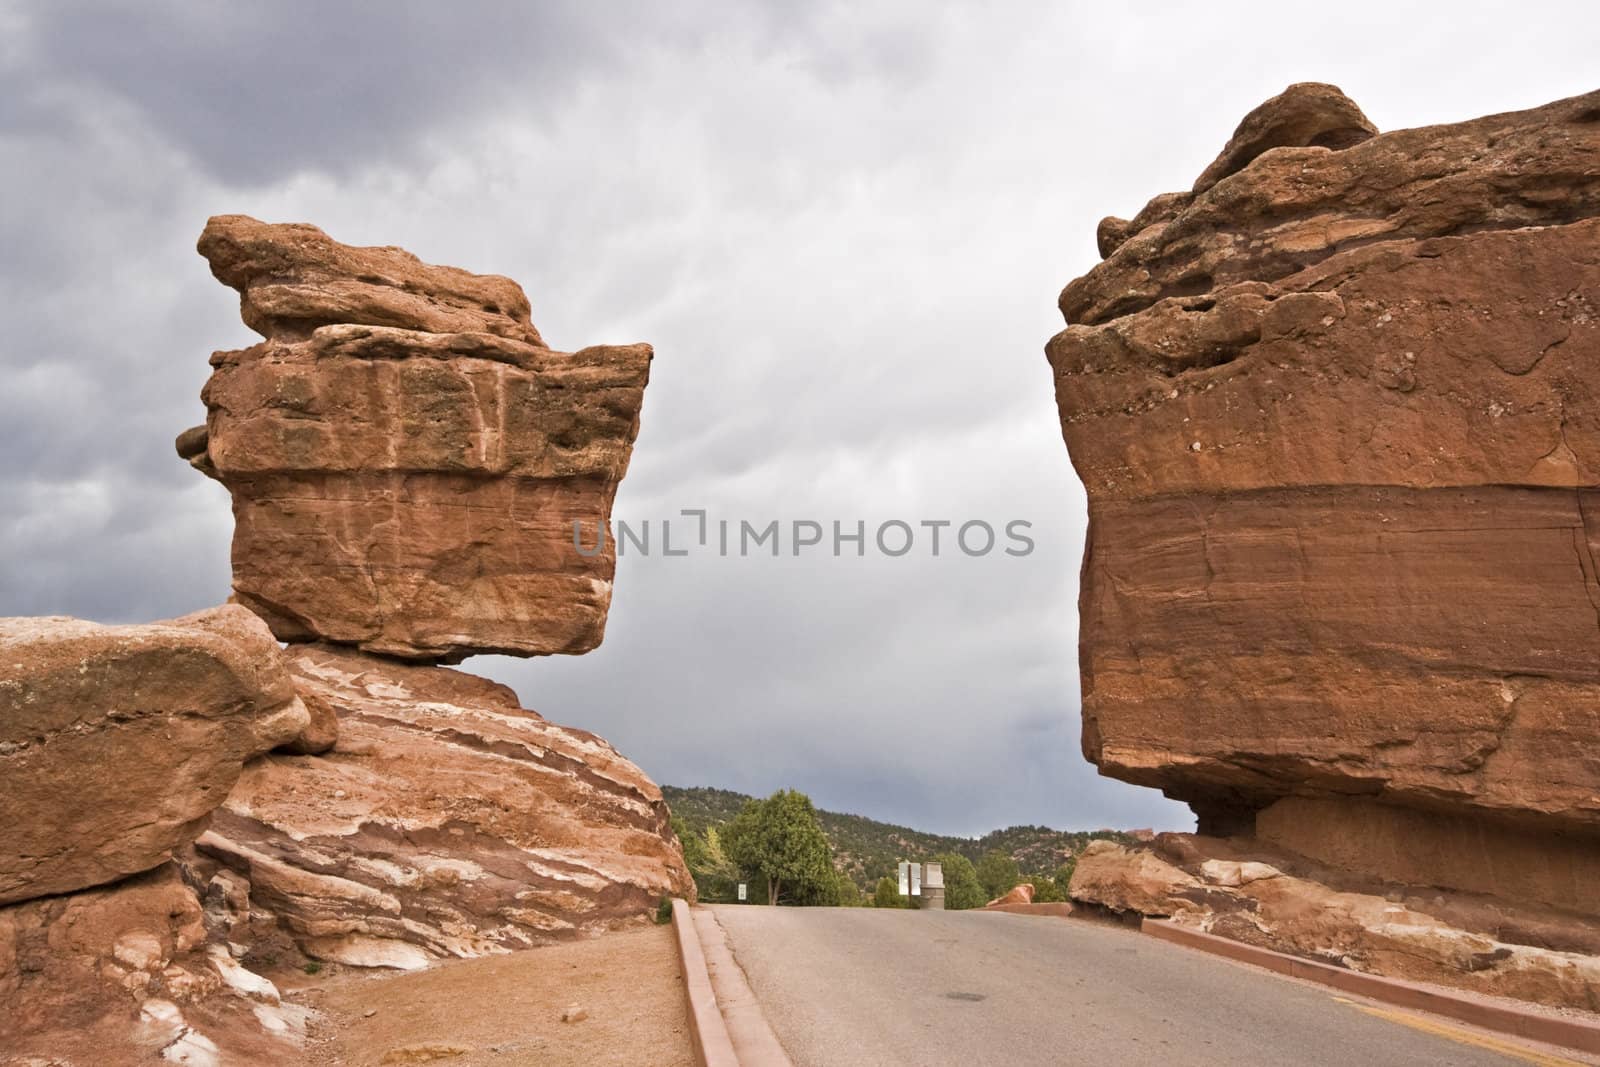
[662,785,1135,894]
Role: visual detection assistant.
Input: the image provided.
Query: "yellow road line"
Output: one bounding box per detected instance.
[1331,996,1586,1066]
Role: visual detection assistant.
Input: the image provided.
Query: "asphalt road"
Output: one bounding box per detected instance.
[707,905,1582,1067]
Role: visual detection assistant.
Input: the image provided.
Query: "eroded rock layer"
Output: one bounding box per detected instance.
[0,606,308,905]
[1069,837,1600,1011]
[180,215,651,661]
[198,644,693,968]
[0,861,307,1065]
[1048,86,1600,844]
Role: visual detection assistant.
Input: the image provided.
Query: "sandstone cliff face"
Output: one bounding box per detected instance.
[0,606,308,904]
[197,645,694,969]
[1047,86,1600,866]
[179,215,651,662]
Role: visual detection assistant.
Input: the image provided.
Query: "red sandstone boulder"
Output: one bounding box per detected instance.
[0,606,309,905]
[986,883,1035,907]
[1046,88,1600,855]
[197,644,694,968]
[195,214,545,346]
[178,216,651,661]
[1068,841,1201,917]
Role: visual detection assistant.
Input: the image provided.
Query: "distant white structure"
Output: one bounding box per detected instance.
[897,860,945,909]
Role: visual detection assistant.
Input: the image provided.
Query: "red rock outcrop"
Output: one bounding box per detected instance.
[0,606,309,905]
[1047,86,1600,871]
[178,215,651,662]
[985,883,1035,908]
[196,644,694,969]
[0,861,307,1065]
[1070,839,1600,1011]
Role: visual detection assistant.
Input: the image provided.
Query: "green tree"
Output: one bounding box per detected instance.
[1031,875,1064,903]
[723,789,834,906]
[975,849,1020,901]
[935,852,986,910]
[1056,858,1077,897]
[873,875,901,908]
[672,816,744,902]
[833,870,862,907]
[672,816,707,869]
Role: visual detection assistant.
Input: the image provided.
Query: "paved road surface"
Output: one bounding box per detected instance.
[708,905,1582,1067]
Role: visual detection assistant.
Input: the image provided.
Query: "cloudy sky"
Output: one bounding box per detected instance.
[4,2,1596,836]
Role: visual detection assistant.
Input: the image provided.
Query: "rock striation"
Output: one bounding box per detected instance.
[196,644,694,968]
[178,215,652,662]
[1047,85,1600,879]
[1070,839,1600,1011]
[0,606,309,905]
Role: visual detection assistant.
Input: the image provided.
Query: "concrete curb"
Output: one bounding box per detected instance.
[690,907,795,1066]
[1143,918,1600,1056]
[980,901,1076,918]
[671,898,739,1067]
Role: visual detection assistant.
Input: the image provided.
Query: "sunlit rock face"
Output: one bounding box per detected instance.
[0,605,308,905]
[179,214,651,662]
[1046,86,1600,865]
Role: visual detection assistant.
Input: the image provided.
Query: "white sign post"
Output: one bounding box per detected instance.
[737,882,747,902]
[897,861,910,897]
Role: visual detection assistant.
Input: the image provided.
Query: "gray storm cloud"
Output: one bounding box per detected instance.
[4,0,1596,835]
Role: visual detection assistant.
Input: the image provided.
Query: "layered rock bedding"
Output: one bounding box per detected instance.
[179,215,652,662]
[1049,85,1600,1007]
[199,644,692,971]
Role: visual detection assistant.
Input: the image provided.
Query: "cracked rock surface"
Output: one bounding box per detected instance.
[178,215,652,662]
[1047,87,1600,898]
[0,606,309,904]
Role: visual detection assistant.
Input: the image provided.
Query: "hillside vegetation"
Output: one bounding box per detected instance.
[663,785,1135,900]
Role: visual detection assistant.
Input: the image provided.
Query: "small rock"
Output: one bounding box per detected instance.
[560,1004,588,1023]
[379,1046,470,1065]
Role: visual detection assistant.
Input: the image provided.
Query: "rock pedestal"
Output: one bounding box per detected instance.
[198,644,694,968]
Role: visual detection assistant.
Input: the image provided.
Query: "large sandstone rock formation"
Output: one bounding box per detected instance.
[1047,86,1600,887]
[178,215,652,661]
[196,644,694,969]
[0,606,309,905]
[4,218,674,1060]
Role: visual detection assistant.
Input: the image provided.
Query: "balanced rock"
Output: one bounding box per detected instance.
[197,644,694,968]
[178,215,651,661]
[1046,87,1600,882]
[0,606,309,905]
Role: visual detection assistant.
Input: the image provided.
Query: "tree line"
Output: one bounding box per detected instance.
[670,786,1126,908]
